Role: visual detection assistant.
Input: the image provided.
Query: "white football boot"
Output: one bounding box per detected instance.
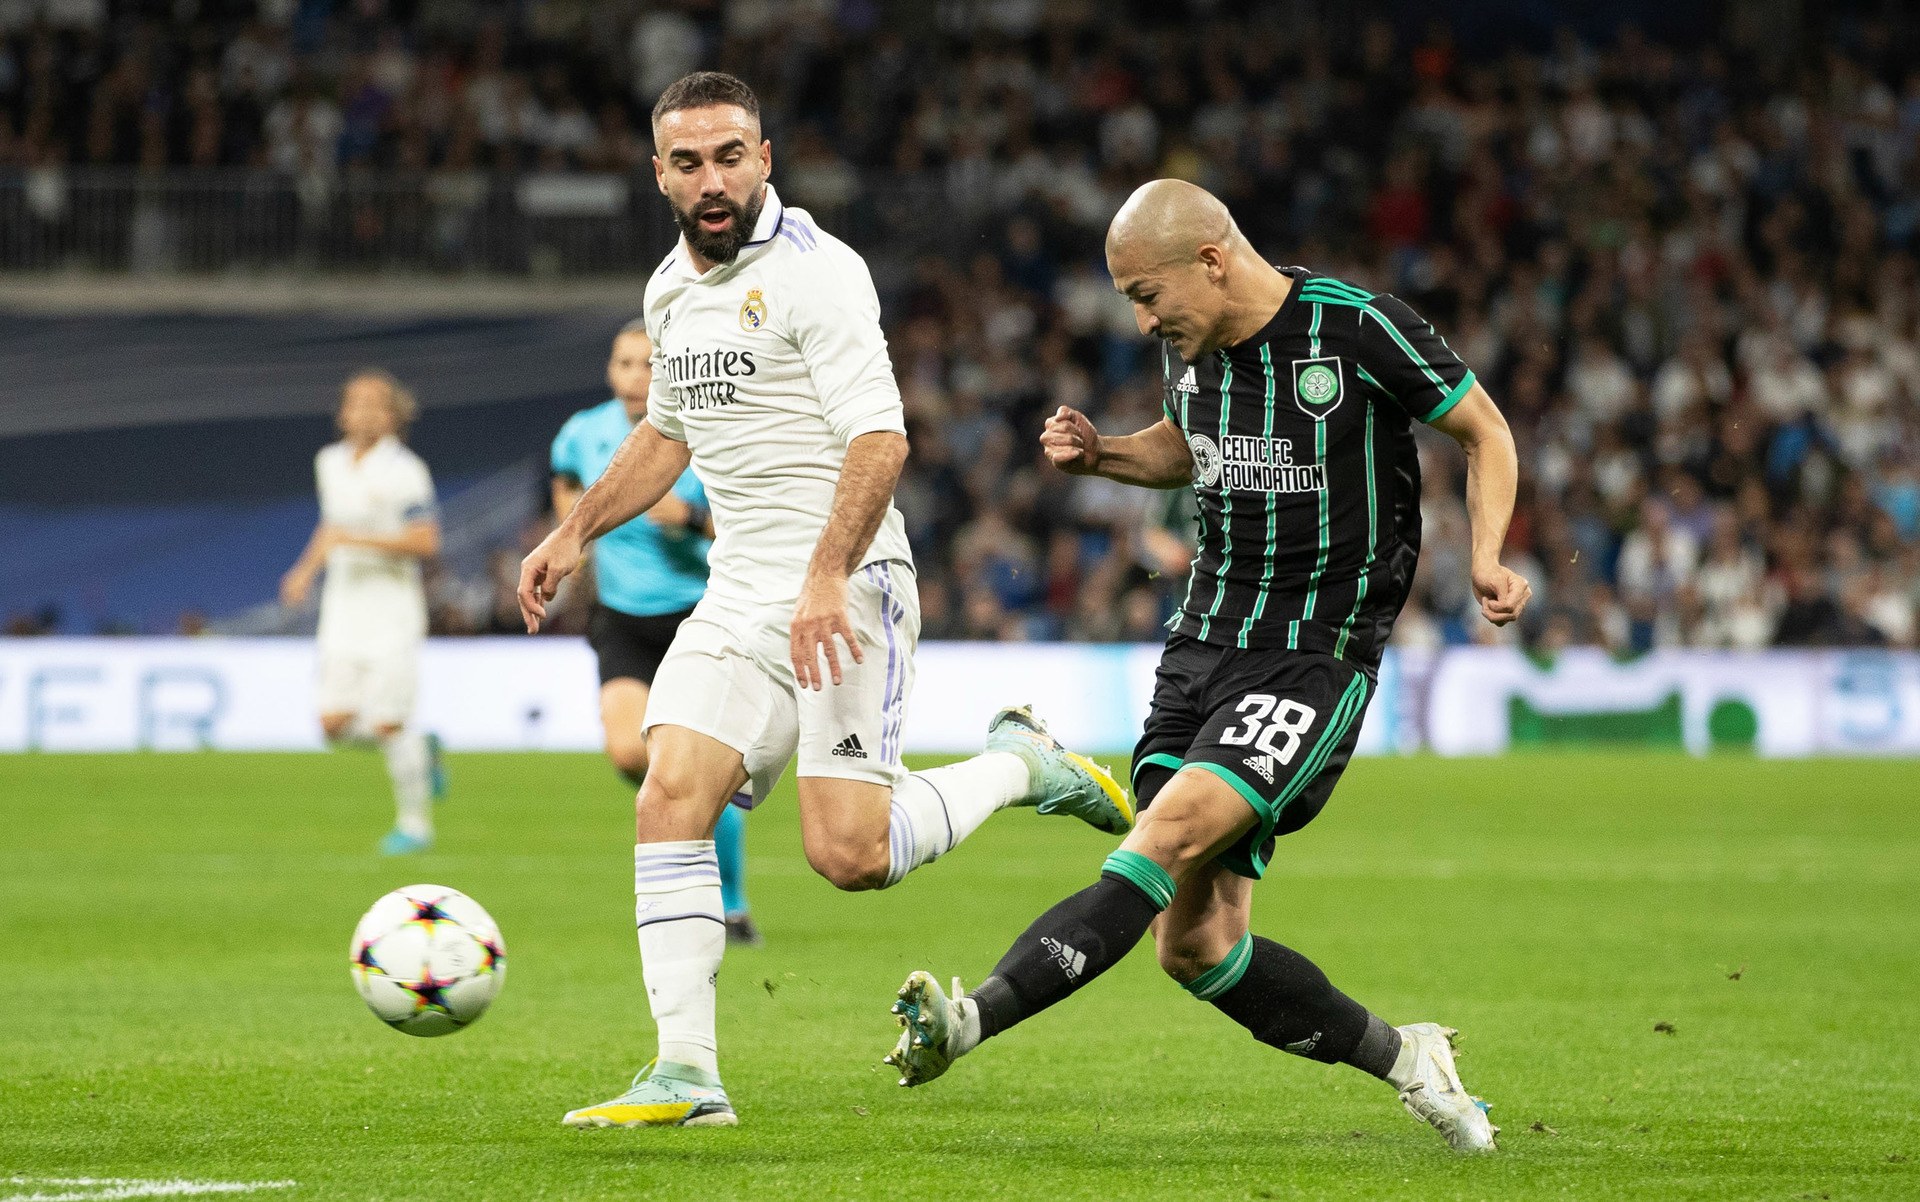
[985,706,1133,834]
[884,971,970,1087]
[1394,1022,1498,1152]
[560,1059,737,1128]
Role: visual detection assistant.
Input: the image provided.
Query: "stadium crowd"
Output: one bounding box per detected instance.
[5,2,1918,651]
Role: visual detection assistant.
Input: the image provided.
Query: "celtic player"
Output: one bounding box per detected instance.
[885,180,1532,1153]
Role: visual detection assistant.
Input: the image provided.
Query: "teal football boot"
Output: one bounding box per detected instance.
[985,705,1134,835]
[561,1059,737,1128]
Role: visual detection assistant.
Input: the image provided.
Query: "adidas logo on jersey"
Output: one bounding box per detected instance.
[1243,754,1275,784]
[831,734,868,759]
[1174,365,1200,394]
[1041,936,1087,980]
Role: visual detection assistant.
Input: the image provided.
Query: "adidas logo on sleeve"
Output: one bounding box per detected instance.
[1041,936,1087,980]
[831,734,868,759]
[1242,754,1275,784]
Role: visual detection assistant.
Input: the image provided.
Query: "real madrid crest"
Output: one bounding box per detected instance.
[739,289,768,332]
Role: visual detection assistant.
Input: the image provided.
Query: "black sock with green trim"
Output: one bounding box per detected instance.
[1192,934,1400,1079]
[968,850,1175,1039]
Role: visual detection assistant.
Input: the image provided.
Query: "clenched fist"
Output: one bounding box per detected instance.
[1040,406,1102,474]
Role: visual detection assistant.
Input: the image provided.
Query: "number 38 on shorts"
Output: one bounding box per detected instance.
[1217,693,1318,765]
[1129,638,1377,879]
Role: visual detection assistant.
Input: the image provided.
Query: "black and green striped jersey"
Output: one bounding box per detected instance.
[1161,268,1476,669]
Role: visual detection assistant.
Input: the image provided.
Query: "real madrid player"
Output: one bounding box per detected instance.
[883,180,1532,1153]
[516,71,1131,1129]
[551,320,760,945]
[280,369,447,855]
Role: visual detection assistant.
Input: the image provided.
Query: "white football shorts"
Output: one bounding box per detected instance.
[643,560,920,805]
[315,639,420,728]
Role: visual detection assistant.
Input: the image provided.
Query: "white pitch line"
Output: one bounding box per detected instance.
[1,1178,297,1201]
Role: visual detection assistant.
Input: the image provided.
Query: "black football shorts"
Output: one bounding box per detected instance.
[1130,634,1373,879]
[587,603,694,687]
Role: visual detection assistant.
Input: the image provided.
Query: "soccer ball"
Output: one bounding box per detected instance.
[350,884,506,1036]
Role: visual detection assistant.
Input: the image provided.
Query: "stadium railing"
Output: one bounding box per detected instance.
[0,168,953,275]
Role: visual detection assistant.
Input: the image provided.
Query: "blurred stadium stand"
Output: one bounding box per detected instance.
[0,0,1915,651]
[0,310,619,633]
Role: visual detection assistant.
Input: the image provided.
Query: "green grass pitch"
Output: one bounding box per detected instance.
[1,750,1916,1200]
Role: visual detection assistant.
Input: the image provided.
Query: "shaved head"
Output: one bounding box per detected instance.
[1106,179,1240,272]
[1104,179,1287,363]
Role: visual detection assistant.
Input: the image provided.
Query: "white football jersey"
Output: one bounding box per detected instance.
[643,184,912,606]
[314,435,435,648]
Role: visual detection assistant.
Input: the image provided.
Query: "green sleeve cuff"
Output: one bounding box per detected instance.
[1420,369,1476,424]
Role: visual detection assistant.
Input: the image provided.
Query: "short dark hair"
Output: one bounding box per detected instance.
[651,71,760,129]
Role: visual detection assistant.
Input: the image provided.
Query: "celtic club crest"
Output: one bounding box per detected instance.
[1188,432,1222,487]
[1292,357,1344,419]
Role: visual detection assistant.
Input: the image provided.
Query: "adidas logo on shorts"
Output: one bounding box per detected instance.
[1243,753,1275,784]
[831,733,868,759]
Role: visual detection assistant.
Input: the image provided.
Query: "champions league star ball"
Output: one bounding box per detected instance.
[350,885,506,1036]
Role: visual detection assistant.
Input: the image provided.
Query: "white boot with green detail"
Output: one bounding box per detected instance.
[884,970,977,1088]
[985,705,1135,835]
[560,1058,737,1129]
[1391,1022,1498,1152]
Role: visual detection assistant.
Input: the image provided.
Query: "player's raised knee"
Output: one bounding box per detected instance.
[805,840,890,892]
[319,713,354,742]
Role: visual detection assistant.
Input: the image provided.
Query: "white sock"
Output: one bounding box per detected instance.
[1386,1030,1418,1090]
[949,996,983,1058]
[882,752,1030,887]
[382,728,432,839]
[634,841,725,1078]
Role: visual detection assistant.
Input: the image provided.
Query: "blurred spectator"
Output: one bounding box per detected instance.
[1,5,1915,649]
[5,606,59,636]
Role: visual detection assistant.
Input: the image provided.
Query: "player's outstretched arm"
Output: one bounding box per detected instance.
[565,421,694,542]
[519,422,692,632]
[1041,406,1192,489]
[1430,384,1532,627]
[279,521,332,607]
[790,430,908,690]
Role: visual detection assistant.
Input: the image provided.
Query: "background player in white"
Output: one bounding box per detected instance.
[552,321,760,945]
[516,71,1131,1129]
[280,369,445,855]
